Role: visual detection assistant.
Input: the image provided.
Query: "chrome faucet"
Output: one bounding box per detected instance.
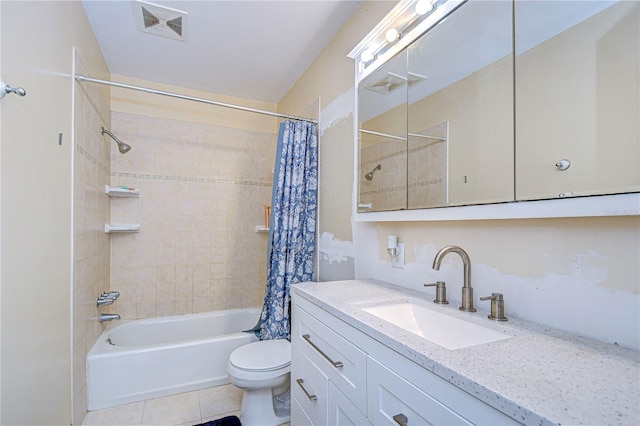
[100,313,120,322]
[96,291,120,306]
[432,245,476,312]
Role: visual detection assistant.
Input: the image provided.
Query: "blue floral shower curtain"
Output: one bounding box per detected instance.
[258,120,318,341]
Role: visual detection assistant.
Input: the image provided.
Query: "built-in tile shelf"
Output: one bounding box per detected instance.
[104,185,139,197]
[255,225,269,233]
[104,223,140,234]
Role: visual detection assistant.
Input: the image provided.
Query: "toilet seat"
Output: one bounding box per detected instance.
[229,339,290,372]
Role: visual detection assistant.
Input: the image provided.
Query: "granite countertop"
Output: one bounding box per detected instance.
[292,279,640,426]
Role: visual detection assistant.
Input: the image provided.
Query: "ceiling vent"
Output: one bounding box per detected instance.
[132,0,188,41]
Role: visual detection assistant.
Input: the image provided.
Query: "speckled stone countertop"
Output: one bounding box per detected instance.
[292,280,640,426]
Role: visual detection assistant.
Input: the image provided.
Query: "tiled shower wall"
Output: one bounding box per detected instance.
[109,112,276,319]
[359,140,407,210]
[72,55,112,424]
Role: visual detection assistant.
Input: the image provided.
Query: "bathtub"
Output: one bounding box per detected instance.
[86,307,260,411]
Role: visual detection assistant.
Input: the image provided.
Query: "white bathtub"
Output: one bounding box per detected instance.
[87,308,260,411]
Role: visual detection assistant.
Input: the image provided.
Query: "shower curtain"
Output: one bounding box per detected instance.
[258,120,318,341]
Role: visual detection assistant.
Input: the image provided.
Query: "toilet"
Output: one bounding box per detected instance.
[227,339,291,426]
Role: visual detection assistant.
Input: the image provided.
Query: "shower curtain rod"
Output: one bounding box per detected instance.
[74,75,318,124]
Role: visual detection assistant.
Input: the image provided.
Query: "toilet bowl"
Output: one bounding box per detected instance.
[227,339,291,426]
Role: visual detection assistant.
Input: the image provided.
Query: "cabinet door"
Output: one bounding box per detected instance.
[515,1,639,200]
[292,396,314,426]
[368,357,472,426]
[292,345,329,425]
[328,382,370,426]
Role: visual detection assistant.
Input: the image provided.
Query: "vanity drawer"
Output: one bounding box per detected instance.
[292,348,328,426]
[368,357,472,426]
[293,303,367,414]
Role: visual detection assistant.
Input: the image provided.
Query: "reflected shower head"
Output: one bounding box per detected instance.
[101,127,132,154]
[365,164,382,181]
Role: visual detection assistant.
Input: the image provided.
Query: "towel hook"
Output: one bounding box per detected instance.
[0,79,27,98]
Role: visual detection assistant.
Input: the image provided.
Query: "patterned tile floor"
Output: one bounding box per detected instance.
[81,385,243,426]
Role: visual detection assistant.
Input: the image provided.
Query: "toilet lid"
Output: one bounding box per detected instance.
[229,339,291,372]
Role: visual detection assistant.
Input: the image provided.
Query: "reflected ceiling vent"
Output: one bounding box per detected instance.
[132,0,188,41]
[365,72,427,95]
[365,72,407,95]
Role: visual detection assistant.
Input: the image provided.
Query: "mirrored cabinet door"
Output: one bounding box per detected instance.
[358,50,408,212]
[407,0,514,209]
[515,0,640,201]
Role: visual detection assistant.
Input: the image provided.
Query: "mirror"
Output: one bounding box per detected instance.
[407,0,513,208]
[358,50,408,212]
[355,0,639,213]
[515,0,639,200]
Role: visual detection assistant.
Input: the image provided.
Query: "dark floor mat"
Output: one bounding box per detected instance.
[194,414,241,426]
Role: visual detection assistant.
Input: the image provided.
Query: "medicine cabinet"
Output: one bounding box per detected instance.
[352,0,639,214]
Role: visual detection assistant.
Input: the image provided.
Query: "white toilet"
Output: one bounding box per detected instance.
[227,339,291,426]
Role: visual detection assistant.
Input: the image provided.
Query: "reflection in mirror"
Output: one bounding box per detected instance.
[408,122,449,209]
[515,1,639,200]
[358,50,408,212]
[407,0,514,208]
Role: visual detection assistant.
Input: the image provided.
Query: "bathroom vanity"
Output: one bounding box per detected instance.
[291,280,640,425]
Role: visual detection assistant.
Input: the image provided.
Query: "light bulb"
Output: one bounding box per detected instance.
[416,0,435,15]
[385,27,400,43]
[361,49,375,63]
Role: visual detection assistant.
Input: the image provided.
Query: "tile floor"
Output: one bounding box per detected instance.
[81,385,243,426]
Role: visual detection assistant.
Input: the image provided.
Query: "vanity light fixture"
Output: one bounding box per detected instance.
[416,0,436,15]
[348,0,461,79]
[385,27,400,42]
[361,49,375,63]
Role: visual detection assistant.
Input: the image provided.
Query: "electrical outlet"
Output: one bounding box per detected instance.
[392,242,405,269]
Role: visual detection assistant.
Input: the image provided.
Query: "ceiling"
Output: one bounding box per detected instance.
[82,0,363,104]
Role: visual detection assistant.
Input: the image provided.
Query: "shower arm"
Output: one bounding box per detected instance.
[101,127,122,144]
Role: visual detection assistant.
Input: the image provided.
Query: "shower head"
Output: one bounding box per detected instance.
[365,164,382,181]
[101,127,132,154]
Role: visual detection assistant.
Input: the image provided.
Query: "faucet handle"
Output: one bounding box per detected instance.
[480,292,508,321]
[96,297,113,306]
[423,281,449,305]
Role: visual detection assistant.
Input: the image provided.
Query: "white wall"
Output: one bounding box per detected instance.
[355,216,640,350]
[279,1,399,281]
[1,2,109,424]
[279,1,639,351]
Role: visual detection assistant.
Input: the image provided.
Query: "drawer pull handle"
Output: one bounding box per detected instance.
[302,334,344,368]
[296,378,317,401]
[393,413,408,426]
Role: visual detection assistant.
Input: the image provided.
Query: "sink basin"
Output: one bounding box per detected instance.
[361,299,513,350]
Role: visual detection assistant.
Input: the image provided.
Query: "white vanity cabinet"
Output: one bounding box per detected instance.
[292,294,520,426]
[291,296,367,425]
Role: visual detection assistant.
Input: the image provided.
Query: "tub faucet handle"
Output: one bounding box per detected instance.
[480,293,508,322]
[96,296,114,306]
[97,291,120,306]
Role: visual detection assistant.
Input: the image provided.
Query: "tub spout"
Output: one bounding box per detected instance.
[100,313,121,322]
